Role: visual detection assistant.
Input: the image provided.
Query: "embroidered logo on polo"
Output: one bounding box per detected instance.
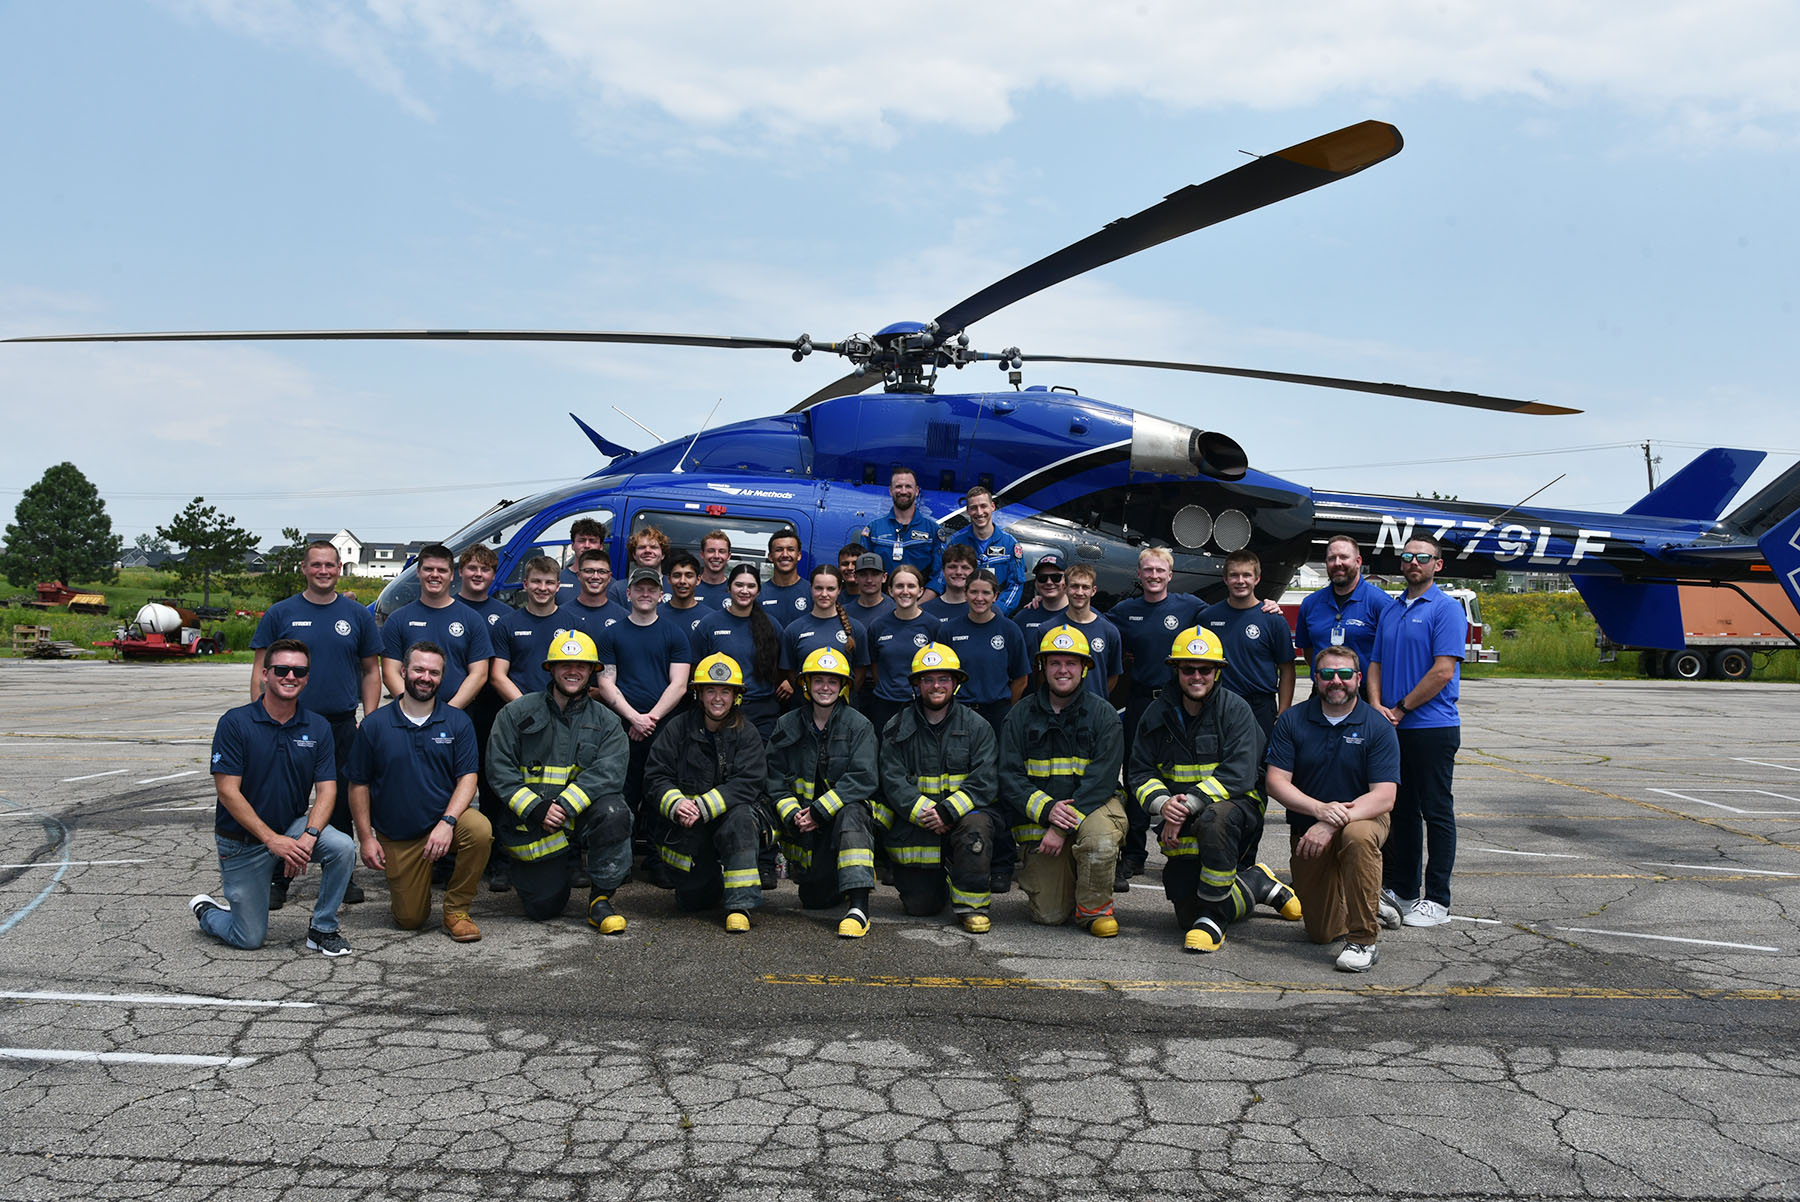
[913,632,931,647]
[1164,614,1180,630]
[794,597,807,610]
[1244,624,1262,640]
[431,732,456,746]
[448,622,467,638]
[834,630,848,644]
[293,734,317,749]
[334,619,352,636]
[990,634,1006,650]
[1343,732,1365,746]
[1091,637,1106,652]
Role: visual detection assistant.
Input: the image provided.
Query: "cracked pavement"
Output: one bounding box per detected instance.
[3,663,1799,1200]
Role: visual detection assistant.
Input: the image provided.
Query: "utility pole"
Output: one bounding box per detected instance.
[1641,441,1661,490]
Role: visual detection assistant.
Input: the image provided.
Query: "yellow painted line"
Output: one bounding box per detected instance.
[1475,763,1800,852]
[760,974,1800,1000]
[1460,813,1672,821]
[1458,871,1796,882]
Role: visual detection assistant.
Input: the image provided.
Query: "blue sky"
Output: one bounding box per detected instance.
[3,1,1796,550]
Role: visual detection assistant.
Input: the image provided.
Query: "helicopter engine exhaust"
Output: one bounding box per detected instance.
[1129,413,1248,481]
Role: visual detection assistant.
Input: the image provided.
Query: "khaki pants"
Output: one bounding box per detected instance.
[1288,813,1388,945]
[377,810,494,930]
[1016,797,1127,926]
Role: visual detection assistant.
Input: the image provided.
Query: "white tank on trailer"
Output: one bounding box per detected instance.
[135,603,185,635]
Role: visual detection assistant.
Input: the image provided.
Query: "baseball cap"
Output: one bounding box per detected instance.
[854,552,885,572]
[1033,553,1065,576]
[628,566,663,588]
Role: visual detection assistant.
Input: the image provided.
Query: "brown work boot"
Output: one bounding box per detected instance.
[443,912,482,942]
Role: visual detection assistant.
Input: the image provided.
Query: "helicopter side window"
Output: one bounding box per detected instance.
[487,504,618,602]
[629,509,802,578]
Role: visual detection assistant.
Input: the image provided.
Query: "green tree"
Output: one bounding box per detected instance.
[133,531,171,555]
[157,498,258,607]
[261,527,307,602]
[0,462,123,587]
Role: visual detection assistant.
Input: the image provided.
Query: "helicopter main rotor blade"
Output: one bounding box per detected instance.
[933,120,1402,337]
[789,370,879,411]
[1019,353,1580,416]
[1,328,804,351]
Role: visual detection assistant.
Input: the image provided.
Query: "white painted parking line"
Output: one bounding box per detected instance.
[1553,926,1781,953]
[1641,861,1800,878]
[1649,788,1800,816]
[1469,847,1586,859]
[0,1048,255,1068]
[136,771,200,784]
[1734,758,1800,773]
[59,769,129,783]
[142,804,211,813]
[6,742,139,749]
[0,859,147,870]
[0,990,316,1009]
[1449,915,1503,925]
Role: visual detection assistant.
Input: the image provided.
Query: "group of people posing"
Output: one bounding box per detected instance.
[197,470,1465,975]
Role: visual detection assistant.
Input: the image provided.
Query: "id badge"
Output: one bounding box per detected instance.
[1330,624,1346,646]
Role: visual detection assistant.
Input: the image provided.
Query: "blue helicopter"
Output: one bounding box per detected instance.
[12,120,1800,655]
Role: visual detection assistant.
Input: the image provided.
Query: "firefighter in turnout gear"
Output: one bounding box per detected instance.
[485,629,633,931]
[998,625,1127,935]
[767,647,881,938]
[875,643,1001,933]
[1127,627,1302,953]
[645,652,770,932]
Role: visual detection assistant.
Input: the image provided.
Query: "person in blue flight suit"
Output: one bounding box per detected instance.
[380,543,493,710]
[1294,534,1395,700]
[930,486,1026,615]
[860,466,944,599]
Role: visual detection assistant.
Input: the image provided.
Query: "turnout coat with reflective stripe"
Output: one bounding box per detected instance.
[644,709,767,823]
[1126,688,1264,818]
[875,701,998,834]
[997,686,1124,843]
[486,687,629,861]
[765,704,880,827]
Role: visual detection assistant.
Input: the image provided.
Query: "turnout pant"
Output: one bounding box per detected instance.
[1291,813,1389,946]
[783,801,877,909]
[887,810,996,917]
[506,796,634,921]
[1237,691,1278,872]
[1384,725,1460,907]
[1162,796,1262,930]
[375,810,493,929]
[661,803,765,913]
[1016,796,1128,926]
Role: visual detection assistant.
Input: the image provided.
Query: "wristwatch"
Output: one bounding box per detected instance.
[1394,701,1408,716]
[303,826,322,838]
[439,813,458,827]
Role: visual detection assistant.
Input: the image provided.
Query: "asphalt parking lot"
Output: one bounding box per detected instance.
[3,660,1798,1200]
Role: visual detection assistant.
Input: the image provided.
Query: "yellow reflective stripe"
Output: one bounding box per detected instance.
[658,788,685,818]
[659,846,694,872]
[872,802,896,830]
[791,777,817,802]
[697,789,726,821]
[509,831,570,862]
[838,848,874,869]
[916,772,969,793]
[1165,836,1198,858]
[779,841,814,869]
[889,845,941,865]
[722,868,760,888]
[507,787,540,818]
[559,782,592,815]
[1197,776,1230,803]
[815,789,844,818]
[775,796,802,823]
[908,798,937,826]
[942,791,974,820]
[1012,823,1047,843]
[948,882,989,909]
[1201,864,1237,889]
[530,764,575,787]
[1025,791,1054,823]
[1162,762,1216,784]
[1025,756,1091,776]
[1135,777,1169,806]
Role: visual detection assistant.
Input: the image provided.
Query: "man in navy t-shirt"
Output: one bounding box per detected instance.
[380,544,493,709]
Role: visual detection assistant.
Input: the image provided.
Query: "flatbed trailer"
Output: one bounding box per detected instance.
[1597,580,1800,680]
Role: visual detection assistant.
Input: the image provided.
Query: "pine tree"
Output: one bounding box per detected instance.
[157,498,258,608]
[0,462,123,587]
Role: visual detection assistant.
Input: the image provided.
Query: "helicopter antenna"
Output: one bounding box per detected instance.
[671,398,724,475]
[1487,474,1567,524]
[610,405,664,444]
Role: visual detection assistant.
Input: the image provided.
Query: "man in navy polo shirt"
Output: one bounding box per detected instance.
[1265,645,1402,973]
[250,539,380,908]
[380,543,492,710]
[1368,535,1464,930]
[1295,534,1395,699]
[349,641,493,942]
[193,638,356,956]
[860,466,944,599]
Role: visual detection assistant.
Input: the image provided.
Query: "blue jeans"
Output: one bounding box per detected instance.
[204,816,354,949]
[1384,724,1460,907]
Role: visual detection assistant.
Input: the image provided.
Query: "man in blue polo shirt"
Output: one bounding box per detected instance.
[192,638,356,956]
[931,486,1026,615]
[250,539,380,909]
[380,543,492,709]
[1295,534,1395,699]
[1265,644,1402,972]
[1368,535,1464,930]
[349,641,493,942]
[861,466,944,599]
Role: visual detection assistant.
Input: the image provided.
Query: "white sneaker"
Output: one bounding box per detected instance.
[1376,894,1403,930]
[1335,942,1378,973]
[1403,899,1451,927]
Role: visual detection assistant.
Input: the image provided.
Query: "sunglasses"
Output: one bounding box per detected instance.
[1315,667,1357,681]
[1036,572,1064,582]
[1176,664,1219,677]
[1398,551,1439,563]
[268,664,310,679]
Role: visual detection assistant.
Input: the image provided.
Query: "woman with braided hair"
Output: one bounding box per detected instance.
[778,564,869,702]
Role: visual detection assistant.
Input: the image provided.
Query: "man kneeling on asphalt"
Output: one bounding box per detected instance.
[348,642,493,942]
[875,643,1000,934]
[1127,626,1302,955]
[192,638,356,956]
[486,629,634,933]
[1264,646,1402,973]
